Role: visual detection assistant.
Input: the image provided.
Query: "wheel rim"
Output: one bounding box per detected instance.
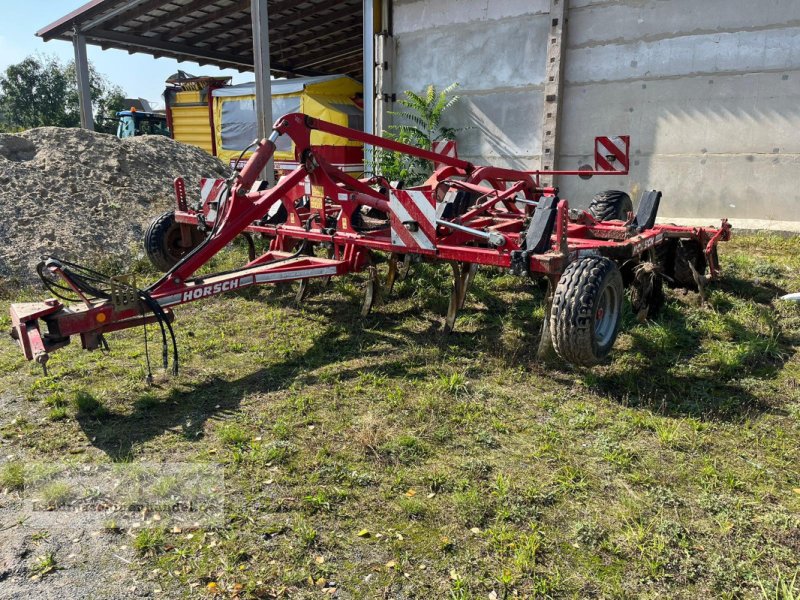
[165,225,194,262]
[594,284,618,346]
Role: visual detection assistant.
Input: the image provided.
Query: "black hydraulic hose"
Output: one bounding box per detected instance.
[36,256,180,375]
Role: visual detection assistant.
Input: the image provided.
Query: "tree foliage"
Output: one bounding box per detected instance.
[0,54,126,133]
[372,83,463,186]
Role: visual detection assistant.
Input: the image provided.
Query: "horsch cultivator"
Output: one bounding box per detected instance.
[10,113,730,374]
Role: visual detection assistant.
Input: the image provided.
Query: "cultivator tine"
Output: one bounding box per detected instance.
[537,277,557,360]
[295,279,310,304]
[444,262,475,333]
[399,255,413,281]
[385,253,400,296]
[688,260,708,305]
[631,258,661,322]
[459,263,478,310]
[360,265,380,317]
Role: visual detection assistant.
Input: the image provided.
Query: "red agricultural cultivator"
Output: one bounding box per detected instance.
[10,113,730,374]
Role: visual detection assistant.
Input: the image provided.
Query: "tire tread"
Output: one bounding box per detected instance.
[588,190,633,222]
[550,256,623,366]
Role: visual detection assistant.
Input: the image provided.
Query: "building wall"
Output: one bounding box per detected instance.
[390,0,800,223]
[392,0,551,170]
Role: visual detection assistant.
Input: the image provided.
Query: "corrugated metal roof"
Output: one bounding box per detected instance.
[37,0,364,78]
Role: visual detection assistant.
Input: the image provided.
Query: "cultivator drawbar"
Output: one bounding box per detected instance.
[10,113,730,373]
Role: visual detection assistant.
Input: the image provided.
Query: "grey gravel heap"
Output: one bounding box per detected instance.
[0,127,228,283]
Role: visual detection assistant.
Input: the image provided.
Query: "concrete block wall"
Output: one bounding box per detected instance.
[391,0,551,170]
[390,0,800,224]
[558,0,800,223]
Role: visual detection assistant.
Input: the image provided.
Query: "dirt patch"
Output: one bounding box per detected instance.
[0,127,228,284]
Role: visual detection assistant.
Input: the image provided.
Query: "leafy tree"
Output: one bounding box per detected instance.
[64,60,126,133]
[0,56,71,130]
[0,54,126,132]
[372,83,463,185]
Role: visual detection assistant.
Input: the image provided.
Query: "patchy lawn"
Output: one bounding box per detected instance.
[1,233,799,599]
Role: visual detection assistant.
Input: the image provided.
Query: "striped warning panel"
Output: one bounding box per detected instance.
[594,136,630,172]
[389,190,437,251]
[431,140,458,170]
[199,178,227,221]
[199,178,227,204]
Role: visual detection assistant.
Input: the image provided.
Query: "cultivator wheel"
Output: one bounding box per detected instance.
[588,190,633,221]
[550,256,624,366]
[144,210,206,272]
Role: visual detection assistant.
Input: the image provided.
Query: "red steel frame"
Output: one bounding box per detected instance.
[9,113,731,369]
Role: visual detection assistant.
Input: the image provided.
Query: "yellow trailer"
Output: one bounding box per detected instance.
[166,74,364,175]
[164,75,230,155]
[212,75,364,174]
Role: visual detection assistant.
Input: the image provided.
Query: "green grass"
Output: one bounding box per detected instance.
[133,528,166,556]
[0,461,24,491]
[38,481,73,508]
[1,233,799,597]
[30,552,58,578]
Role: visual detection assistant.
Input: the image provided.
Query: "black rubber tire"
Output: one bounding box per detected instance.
[551,256,624,366]
[144,210,205,272]
[588,190,633,222]
[673,240,706,290]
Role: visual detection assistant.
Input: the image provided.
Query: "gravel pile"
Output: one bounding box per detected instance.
[0,127,228,283]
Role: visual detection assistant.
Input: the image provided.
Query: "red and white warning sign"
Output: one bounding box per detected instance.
[389,190,437,252]
[594,135,630,173]
[431,139,458,170]
[199,178,228,221]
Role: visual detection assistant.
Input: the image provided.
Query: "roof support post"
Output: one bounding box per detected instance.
[72,31,94,131]
[374,0,393,141]
[362,0,376,169]
[251,0,274,184]
[540,0,567,187]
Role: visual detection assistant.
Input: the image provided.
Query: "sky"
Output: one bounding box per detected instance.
[0,1,249,109]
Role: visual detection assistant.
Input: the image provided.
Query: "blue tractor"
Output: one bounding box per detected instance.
[116,109,170,138]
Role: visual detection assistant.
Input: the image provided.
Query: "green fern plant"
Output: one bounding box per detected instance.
[373,83,463,185]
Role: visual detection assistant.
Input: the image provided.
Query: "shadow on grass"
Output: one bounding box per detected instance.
[76,267,547,459]
[76,264,793,458]
[582,287,794,421]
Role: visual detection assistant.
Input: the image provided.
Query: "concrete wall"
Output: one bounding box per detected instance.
[390,0,800,224]
[392,0,551,169]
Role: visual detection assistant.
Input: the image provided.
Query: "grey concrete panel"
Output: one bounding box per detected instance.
[566,27,800,85]
[559,71,800,156]
[393,0,550,35]
[460,154,542,171]
[558,153,800,221]
[568,0,800,47]
[394,15,549,92]
[443,89,544,162]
